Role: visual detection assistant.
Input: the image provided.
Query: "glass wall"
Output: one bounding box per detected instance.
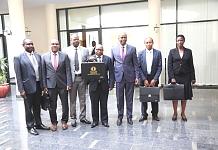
[101,2,148,28]
[68,7,99,30]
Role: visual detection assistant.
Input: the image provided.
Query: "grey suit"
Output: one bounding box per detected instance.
[63,45,89,120]
[42,51,72,124]
[14,52,43,129]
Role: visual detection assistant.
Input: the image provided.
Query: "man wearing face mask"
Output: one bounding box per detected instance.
[42,39,72,131]
[14,39,50,135]
[87,44,114,128]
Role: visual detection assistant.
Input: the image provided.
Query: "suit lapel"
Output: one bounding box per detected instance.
[142,50,147,73]
[23,52,34,70]
[57,51,62,70]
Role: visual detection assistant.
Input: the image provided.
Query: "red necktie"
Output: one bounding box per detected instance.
[54,53,57,70]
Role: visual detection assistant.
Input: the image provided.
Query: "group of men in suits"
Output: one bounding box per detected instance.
[14,32,162,135]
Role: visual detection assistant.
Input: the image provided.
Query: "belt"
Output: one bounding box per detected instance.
[75,74,81,76]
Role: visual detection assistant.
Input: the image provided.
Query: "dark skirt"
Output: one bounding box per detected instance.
[174,72,193,100]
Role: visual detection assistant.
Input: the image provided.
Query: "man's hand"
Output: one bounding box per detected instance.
[67,86,72,90]
[135,78,139,84]
[171,78,176,84]
[44,88,48,92]
[20,91,26,98]
[149,79,156,87]
[89,57,96,62]
[144,80,149,87]
[191,80,196,84]
[109,88,113,91]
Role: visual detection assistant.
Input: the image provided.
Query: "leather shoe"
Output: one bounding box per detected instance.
[181,117,187,122]
[91,122,98,128]
[35,124,50,130]
[127,118,133,125]
[28,128,38,135]
[80,119,91,124]
[62,123,68,130]
[71,120,77,127]
[117,119,122,126]
[139,116,147,122]
[102,122,109,127]
[152,116,160,121]
[51,124,57,131]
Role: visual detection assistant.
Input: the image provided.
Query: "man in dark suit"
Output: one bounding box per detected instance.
[138,37,162,122]
[14,39,50,135]
[42,39,72,131]
[111,32,139,126]
[87,44,114,128]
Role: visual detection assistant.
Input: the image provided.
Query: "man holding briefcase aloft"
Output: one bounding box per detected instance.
[138,37,162,121]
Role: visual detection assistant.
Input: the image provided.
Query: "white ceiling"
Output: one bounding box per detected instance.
[0,0,92,10]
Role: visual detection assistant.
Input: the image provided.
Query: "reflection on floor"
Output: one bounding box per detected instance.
[0,85,218,150]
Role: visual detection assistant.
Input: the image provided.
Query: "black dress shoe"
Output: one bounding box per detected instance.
[71,120,77,127]
[127,118,133,125]
[117,119,122,126]
[172,117,177,121]
[91,122,98,128]
[139,116,147,122]
[35,124,50,130]
[102,122,109,127]
[80,119,91,124]
[152,116,160,121]
[28,128,39,135]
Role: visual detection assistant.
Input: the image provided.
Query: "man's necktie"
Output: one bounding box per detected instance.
[97,56,101,62]
[29,53,39,79]
[121,46,125,61]
[75,49,79,71]
[54,53,57,71]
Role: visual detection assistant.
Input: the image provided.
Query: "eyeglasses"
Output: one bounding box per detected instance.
[51,43,59,45]
[96,49,103,51]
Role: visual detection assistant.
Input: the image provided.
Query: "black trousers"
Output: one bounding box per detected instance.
[141,75,159,117]
[89,83,109,124]
[48,86,69,125]
[24,81,42,129]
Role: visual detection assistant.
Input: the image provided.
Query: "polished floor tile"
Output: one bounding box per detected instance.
[0,85,218,150]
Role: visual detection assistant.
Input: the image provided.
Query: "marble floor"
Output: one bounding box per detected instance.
[0,85,218,150]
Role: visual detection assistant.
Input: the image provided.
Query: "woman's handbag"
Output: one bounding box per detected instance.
[163,83,185,100]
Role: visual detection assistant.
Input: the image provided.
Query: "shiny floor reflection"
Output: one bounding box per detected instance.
[0,85,218,150]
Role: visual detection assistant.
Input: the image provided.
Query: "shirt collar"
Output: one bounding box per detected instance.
[146,48,153,53]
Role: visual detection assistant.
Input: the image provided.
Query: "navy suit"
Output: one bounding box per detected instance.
[88,55,114,124]
[111,44,139,119]
[14,52,43,129]
[138,49,162,117]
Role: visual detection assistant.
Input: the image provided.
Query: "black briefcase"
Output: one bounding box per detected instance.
[163,83,185,100]
[41,92,52,111]
[140,86,160,102]
[81,62,105,80]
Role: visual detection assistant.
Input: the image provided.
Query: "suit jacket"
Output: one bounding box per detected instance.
[138,49,162,86]
[63,45,89,82]
[111,44,139,82]
[168,47,195,80]
[14,52,42,94]
[41,51,72,88]
[88,55,115,92]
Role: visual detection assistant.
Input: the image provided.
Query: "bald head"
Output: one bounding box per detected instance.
[118,32,127,46]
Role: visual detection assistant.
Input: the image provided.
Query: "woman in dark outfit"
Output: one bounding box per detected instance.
[168,35,196,122]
